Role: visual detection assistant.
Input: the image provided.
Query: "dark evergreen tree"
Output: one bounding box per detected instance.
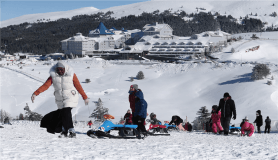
[136,71,145,80]
[251,64,271,80]
[89,98,109,122]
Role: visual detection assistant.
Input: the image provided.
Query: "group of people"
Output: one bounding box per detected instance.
[208,93,272,137]
[32,62,273,138]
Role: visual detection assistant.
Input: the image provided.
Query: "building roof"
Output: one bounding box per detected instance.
[89,22,114,35]
[142,22,173,32]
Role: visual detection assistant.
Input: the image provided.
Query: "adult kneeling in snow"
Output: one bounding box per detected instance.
[169,115,185,131]
[241,117,255,137]
[31,62,89,138]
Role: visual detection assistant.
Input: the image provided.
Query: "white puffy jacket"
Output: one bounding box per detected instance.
[50,62,79,109]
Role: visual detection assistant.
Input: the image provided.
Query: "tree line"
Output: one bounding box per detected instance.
[1,10,277,55]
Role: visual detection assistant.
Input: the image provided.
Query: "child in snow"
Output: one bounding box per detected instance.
[124,109,133,125]
[87,120,93,128]
[184,122,192,132]
[241,117,255,137]
[150,113,161,125]
[211,105,223,134]
[264,116,271,134]
[253,110,263,133]
[169,115,185,131]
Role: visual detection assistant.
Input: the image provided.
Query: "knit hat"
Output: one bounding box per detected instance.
[212,105,218,111]
[131,84,138,90]
[223,92,230,98]
[56,62,65,68]
[127,109,130,112]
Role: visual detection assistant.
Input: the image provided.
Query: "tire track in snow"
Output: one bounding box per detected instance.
[1,66,44,83]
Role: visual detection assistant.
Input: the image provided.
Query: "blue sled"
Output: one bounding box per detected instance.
[229,126,241,130]
[164,123,176,129]
[87,120,142,139]
[98,120,138,132]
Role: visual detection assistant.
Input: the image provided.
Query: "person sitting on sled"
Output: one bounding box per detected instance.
[87,120,93,128]
[150,113,161,125]
[169,115,185,131]
[124,109,133,125]
[211,105,223,134]
[241,116,255,137]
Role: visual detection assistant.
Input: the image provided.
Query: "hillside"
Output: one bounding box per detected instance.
[1,32,278,125]
[1,0,278,28]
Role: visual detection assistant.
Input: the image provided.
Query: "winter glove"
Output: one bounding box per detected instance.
[84,99,89,105]
[31,94,36,103]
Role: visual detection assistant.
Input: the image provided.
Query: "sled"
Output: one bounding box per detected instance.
[229,126,241,135]
[87,120,144,139]
[164,123,177,132]
[147,124,170,135]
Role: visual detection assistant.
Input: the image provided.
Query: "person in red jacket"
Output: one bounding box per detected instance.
[129,85,137,123]
[87,120,93,128]
[241,117,255,137]
[124,109,133,124]
[211,105,223,134]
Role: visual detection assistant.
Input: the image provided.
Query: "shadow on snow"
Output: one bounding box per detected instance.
[219,73,252,85]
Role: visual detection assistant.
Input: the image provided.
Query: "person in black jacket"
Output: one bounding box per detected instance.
[253,110,263,133]
[169,115,185,131]
[216,92,236,136]
[264,116,271,133]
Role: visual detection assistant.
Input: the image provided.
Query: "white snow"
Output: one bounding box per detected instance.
[1,27,278,160]
[0,121,278,159]
[1,0,278,29]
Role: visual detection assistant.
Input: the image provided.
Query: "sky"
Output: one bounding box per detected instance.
[0,0,149,21]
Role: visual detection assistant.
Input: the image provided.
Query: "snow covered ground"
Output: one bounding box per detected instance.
[1,121,278,160]
[1,31,278,159]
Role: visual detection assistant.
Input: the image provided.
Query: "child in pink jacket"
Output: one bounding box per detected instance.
[241,117,255,137]
[211,105,223,134]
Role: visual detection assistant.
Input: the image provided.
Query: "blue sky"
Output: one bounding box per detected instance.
[1,0,149,21]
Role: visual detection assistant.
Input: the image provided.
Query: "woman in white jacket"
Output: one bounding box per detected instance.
[31,62,89,138]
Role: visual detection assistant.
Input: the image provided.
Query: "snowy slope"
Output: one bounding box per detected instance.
[1,32,278,125]
[213,31,278,64]
[1,7,99,27]
[1,121,278,159]
[1,31,278,160]
[1,0,278,29]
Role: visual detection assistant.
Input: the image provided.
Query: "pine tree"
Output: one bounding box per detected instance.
[251,64,271,80]
[231,48,235,53]
[136,71,145,80]
[89,98,109,122]
[193,106,211,130]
